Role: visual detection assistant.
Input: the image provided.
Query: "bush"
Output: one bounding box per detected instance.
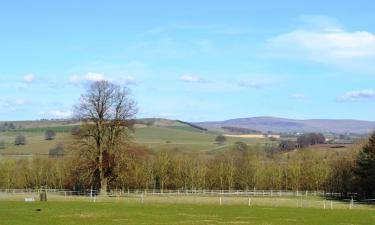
[0,141,5,149]
[297,133,325,148]
[278,140,296,151]
[215,134,226,144]
[45,130,56,140]
[14,134,26,145]
[49,144,64,157]
[233,142,248,152]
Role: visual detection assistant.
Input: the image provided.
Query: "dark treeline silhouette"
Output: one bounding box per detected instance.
[297,133,325,148]
[176,120,208,132]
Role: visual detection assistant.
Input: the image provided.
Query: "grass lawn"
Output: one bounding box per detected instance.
[0,201,374,225]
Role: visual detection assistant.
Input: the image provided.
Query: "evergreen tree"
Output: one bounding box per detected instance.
[355,132,375,198]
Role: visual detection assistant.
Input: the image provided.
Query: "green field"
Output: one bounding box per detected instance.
[0,120,277,156]
[0,201,374,225]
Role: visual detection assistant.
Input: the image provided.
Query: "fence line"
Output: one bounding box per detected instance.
[0,188,352,197]
[0,189,363,210]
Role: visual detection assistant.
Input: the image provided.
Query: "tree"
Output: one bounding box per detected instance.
[355,132,375,198]
[297,133,325,148]
[215,134,226,144]
[45,130,56,140]
[73,80,137,195]
[278,140,296,151]
[14,134,26,145]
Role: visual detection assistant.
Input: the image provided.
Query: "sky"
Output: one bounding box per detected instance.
[0,0,375,122]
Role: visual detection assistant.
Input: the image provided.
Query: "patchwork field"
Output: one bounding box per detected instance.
[0,120,278,156]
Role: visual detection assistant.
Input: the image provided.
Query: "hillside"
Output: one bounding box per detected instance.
[196,116,375,134]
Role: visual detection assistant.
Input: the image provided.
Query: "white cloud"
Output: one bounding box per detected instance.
[337,89,375,102]
[23,74,36,83]
[84,72,106,82]
[39,110,72,118]
[268,16,375,69]
[180,75,209,83]
[68,73,137,86]
[68,75,80,84]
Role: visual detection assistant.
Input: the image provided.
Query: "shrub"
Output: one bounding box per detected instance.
[278,140,296,151]
[215,134,226,144]
[49,144,64,157]
[14,134,26,145]
[45,130,56,140]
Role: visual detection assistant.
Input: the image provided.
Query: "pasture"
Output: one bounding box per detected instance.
[0,198,374,225]
[0,120,278,156]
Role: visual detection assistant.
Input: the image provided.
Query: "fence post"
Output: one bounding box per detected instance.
[248,198,251,206]
[330,200,333,209]
[323,200,326,209]
[219,197,222,206]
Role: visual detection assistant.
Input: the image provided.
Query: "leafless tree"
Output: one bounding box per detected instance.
[73,80,137,195]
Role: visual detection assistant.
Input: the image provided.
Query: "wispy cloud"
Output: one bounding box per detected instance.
[23,74,36,83]
[180,75,210,83]
[38,110,73,118]
[267,15,375,70]
[337,89,375,102]
[84,72,106,82]
[69,73,137,86]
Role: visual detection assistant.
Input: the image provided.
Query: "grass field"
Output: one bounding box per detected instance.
[0,200,374,225]
[0,121,277,156]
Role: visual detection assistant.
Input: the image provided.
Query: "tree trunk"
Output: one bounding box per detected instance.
[100,176,108,195]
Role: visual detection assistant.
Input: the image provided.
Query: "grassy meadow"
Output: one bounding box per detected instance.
[0,119,278,157]
[0,200,374,225]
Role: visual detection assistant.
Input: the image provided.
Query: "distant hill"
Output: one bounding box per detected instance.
[195,116,375,134]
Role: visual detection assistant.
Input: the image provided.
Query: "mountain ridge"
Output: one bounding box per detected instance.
[195,116,375,134]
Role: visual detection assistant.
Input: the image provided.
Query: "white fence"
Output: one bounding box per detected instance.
[0,189,364,210]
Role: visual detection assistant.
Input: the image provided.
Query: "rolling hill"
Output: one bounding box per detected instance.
[196,116,375,134]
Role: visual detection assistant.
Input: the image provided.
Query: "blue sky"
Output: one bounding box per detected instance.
[1,0,375,121]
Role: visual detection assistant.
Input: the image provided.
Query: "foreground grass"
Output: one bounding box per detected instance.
[0,201,374,225]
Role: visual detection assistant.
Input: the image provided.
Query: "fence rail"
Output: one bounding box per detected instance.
[0,189,349,197]
[0,189,363,210]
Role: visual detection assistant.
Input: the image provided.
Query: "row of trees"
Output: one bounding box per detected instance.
[0,143,357,193]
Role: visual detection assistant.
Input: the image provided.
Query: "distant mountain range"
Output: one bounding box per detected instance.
[195,117,375,134]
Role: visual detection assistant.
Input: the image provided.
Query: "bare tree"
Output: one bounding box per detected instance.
[73,80,137,195]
